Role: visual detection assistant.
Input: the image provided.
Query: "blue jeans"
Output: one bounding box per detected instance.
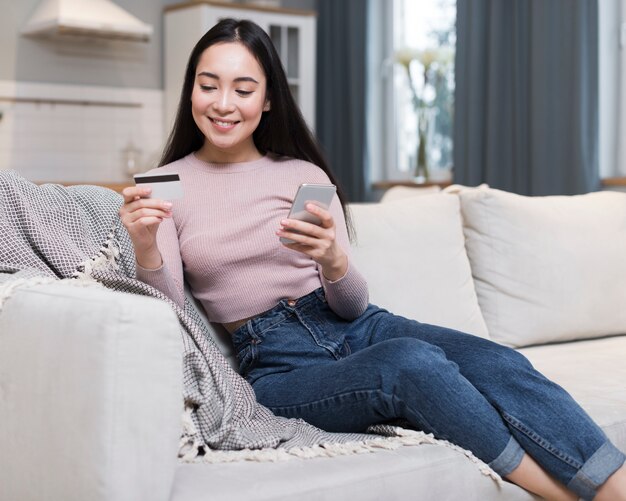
[232,288,625,500]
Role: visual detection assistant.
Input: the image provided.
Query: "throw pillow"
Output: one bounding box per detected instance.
[458,188,626,347]
[349,195,489,338]
[380,185,441,202]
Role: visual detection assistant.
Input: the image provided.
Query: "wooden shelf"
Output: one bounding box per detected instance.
[372,179,453,190]
[601,177,626,187]
[0,97,141,108]
[375,177,626,190]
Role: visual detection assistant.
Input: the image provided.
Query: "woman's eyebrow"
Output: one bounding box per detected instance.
[197,71,259,84]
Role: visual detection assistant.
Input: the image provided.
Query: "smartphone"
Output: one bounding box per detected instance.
[280,183,337,244]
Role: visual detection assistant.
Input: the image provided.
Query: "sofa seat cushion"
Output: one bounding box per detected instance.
[349,195,489,338]
[171,444,535,501]
[171,336,626,501]
[520,335,626,453]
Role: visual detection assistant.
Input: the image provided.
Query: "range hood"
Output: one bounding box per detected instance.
[21,0,153,42]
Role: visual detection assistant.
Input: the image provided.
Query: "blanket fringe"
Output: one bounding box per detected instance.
[179,405,205,463]
[178,407,500,482]
[73,230,120,279]
[189,433,500,482]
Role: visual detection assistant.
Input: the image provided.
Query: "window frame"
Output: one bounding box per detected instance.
[366,0,396,186]
[598,0,624,179]
[618,0,626,176]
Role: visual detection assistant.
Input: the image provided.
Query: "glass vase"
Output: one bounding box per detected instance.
[414,107,432,183]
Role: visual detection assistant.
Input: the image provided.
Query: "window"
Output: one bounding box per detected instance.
[598,0,625,180]
[366,0,456,187]
[392,0,455,183]
[371,0,622,190]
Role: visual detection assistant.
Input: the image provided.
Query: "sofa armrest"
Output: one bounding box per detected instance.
[0,282,183,501]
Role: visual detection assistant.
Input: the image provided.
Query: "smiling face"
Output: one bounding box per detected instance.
[191,42,270,163]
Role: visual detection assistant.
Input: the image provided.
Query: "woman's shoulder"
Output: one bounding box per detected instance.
[140,156,189,177]
[266,153,331,183]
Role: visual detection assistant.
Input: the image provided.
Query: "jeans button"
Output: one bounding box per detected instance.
[287,299,296,307]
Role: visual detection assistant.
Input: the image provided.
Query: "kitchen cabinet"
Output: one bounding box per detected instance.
[164,1,317,133]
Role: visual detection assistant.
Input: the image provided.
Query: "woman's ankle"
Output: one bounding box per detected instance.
[593,464,626,501]
[506,454,577,501]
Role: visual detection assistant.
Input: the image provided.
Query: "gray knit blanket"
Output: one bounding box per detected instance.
[0,170,498,474]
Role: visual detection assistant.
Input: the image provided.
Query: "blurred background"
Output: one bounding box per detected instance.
[0,0,624,201]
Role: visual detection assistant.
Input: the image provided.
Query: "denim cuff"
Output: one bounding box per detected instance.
[567,441,626,501]
[488,436,525,477]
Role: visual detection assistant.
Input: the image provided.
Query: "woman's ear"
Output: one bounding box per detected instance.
[263,100,271,112]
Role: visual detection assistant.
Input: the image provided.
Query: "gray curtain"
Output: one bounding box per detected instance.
[316,0,368,202]
[454,0,600,195]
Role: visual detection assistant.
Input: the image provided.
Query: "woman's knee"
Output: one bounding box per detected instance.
[370,338,459,390]
[489,342,534,374]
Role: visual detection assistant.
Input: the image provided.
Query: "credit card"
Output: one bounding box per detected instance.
[133,172,183,200]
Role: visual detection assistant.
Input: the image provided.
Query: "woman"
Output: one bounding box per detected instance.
[120,18,626,501]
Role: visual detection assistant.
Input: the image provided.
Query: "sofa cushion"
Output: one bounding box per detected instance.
[349,195,489,338]
[171,334,626,501]
[459,188,626,347]
[0,282,182,501]
[520,335,626,454]
[380,184,441,202]
[172,444,534,501]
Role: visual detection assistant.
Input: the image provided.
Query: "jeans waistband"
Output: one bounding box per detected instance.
[232,287,325,343]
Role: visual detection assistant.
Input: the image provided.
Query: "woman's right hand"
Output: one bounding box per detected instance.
[119,186,173,269]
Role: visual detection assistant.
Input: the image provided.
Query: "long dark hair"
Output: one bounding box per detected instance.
[160,18,354,237]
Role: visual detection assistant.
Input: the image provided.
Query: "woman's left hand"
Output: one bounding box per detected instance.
[277,203,348,281]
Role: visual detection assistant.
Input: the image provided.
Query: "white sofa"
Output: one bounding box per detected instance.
[1,185,625,501]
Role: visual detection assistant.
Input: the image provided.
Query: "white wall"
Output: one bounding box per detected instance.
[0,80,163,183]
[0,0,315,86]
[0,0,174,182]
[0,0,173,88]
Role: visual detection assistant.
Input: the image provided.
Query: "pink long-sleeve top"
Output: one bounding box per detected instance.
[135,152,369,324]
